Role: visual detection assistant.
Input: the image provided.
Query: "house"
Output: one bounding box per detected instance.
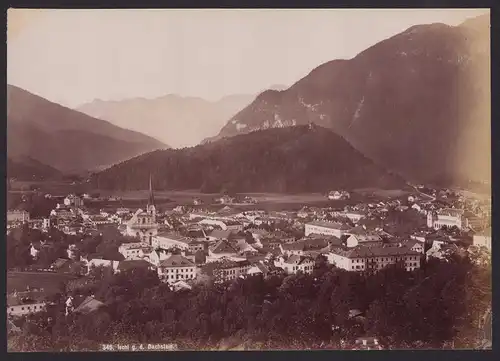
[274,255,315,275]
[7,291,47,318]
[328,190,350,200]
[146,249,171,267]
[63,194,84,208]
[473,227,491,252]
[199,218,231,231]
[224,220,244,232]
[341,211,365,223]
[259,237,286,249]
[207,240,239,262]
[118,242,151,260]
[246,262,269,277]
[7,210,30,223]
[152,232,191,250]
[234,239,258,255]
[216,195,234,204]
[171,280,193,292]
[427,208,469,230]
[213,259,251,283]
[66,244,80,260]
[353,337,383,350]
[326,246,421,272]
[305,221,352,238]
[247,228,270,240]
[187,240,208,253]
[268,230,296,243]
[158,255,197,283]
[404,239,425,254]
[280,237,330,257]
[74,296,104,314]
[346,233,383,248]
[85,257,120,274]
[29,240,51,260]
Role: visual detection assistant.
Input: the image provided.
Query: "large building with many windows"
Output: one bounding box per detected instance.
[326,246,421,272]
[157,255,197,283]
[427,208,469,230]
[213,259,251,283]
[305,221,352,238]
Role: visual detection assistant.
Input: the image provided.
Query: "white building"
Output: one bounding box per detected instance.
[326,246,421,272]
[305,221,351,238]
[213,259,251,283]
[152,233,191,251]
[346,233,384,248]
[341,211,365,223]
[274,255,315,275]
[7,292,47,318]
[85,258,120,274]
[328,190,350,200]
[157,255,197,284]
[427,209,469,230]
[7,210,30,223]
[473,227,492,252]
[118,242,151,260]
[63,194,84,208]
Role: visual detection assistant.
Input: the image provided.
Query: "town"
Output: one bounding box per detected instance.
[6,177,492,350]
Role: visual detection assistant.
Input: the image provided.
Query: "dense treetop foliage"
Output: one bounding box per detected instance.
[8,251,491,351]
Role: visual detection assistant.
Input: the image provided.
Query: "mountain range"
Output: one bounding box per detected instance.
[7,85,167,174]
[76,84,288,148]
[92,125,406,193]
[205,15,490,186]
[7,156,62,181]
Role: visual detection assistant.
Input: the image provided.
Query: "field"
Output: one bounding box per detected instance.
[7,271,78,294]
[89,189,411,212]
[9,178,412,213]
[9,180,86,195]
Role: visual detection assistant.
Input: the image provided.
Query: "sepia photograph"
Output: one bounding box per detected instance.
[6,8,491,351]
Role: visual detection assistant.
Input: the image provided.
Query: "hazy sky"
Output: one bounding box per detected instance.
[8,8,489,108]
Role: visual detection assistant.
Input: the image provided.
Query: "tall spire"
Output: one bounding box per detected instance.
[148,173,155,206]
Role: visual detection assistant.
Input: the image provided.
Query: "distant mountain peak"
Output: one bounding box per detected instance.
[7,86,167,172]
[206,18,490,186]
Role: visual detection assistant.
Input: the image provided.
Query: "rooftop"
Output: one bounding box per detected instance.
[307,221,352,230]
[159,255,196,268]
[117,260,151,271]
[330,245,420,259]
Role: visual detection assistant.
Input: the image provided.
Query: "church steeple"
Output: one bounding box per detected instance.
[148,173,155,207]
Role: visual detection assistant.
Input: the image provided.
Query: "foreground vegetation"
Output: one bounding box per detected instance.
[8,251,491,351]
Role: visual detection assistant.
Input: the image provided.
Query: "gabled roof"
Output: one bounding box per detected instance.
[214,259,251,270]
[160,255,195,268]
[307,221,351,230]
[74,296,104,314]
[209,229,233,240]
[51,258,70,269]
[437,208,464,218]
[330,245,420,259]
[210,240,238,254]
[284,255,314,265]
[117,259,151,271]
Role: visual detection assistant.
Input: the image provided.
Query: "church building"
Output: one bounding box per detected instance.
[126,174,159,244]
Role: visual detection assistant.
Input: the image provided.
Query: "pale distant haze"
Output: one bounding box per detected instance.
[8,8,489,108]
